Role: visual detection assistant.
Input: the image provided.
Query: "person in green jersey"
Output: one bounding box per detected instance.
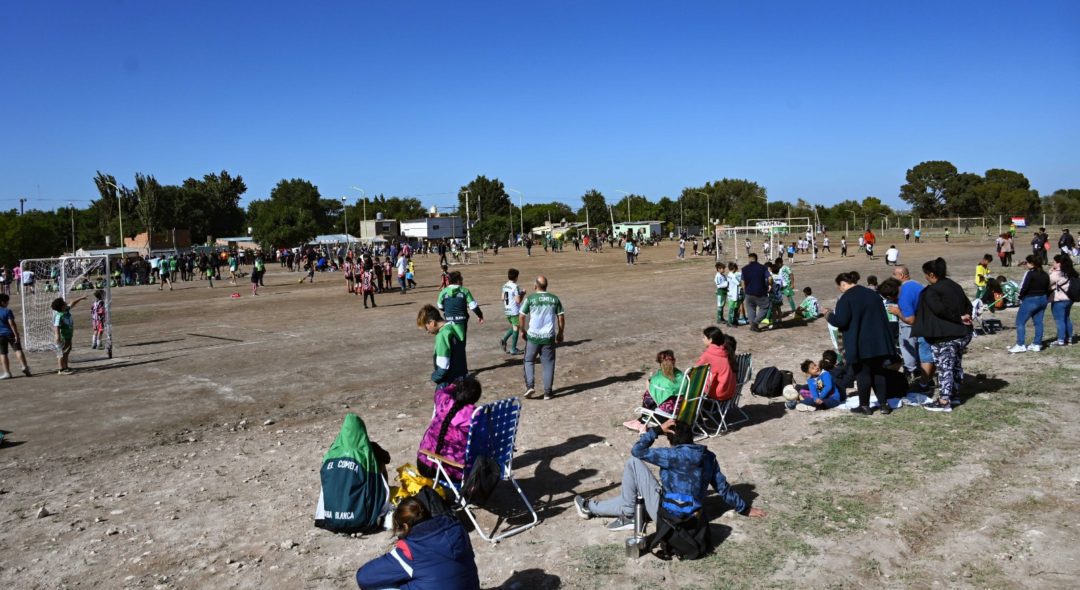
[436,271,484,338]
[519,275,564,400]
[52,295,88,375]
[417,304,468,388]
[500,268,526,355]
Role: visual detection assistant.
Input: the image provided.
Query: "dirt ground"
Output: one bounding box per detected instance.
[2,234,1077,589]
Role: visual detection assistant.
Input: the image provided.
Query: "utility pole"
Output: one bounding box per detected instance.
[70,201,76,253]
[19,198,26,215]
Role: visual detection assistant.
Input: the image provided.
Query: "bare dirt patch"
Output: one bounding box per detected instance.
[2,235,1077,589]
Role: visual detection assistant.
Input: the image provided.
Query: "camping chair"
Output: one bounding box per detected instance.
[419,397,538,543]
[971,298,1004,336]
[698,353,753,437]
[635,365,711,438]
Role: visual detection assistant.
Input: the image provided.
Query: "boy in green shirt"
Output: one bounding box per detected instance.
[52,295,87,375]
[417,304,467,388]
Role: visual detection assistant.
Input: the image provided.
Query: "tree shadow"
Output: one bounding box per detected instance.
[492,568,561,590]
[549,371,645,398]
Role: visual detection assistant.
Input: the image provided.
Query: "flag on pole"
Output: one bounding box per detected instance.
[1010,216,1027,228]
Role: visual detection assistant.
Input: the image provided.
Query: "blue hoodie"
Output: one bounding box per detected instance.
[631,429,747,518]
[356,515,480,590]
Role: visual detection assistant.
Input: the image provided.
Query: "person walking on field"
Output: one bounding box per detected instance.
[417,305,467,389]
[500,268,526,355]
[437,271,484,339]
[520,275,564,400]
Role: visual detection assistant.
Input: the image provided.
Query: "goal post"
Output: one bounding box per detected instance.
[917,217,988,236]
[19,256,113,358]
[716,218,817,264]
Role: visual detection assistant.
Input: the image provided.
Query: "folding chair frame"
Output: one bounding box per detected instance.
[635,365,711,439]
[698,353,753,437]
[420,397,539,543]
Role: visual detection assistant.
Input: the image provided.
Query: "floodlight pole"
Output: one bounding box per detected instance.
[69,201,76,254]
[351,187,365,240]
[106,181,125,257]
[463,189,471,249]
[340,197,350,250]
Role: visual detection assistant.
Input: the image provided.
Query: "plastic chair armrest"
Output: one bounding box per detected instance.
[419,449,465,470]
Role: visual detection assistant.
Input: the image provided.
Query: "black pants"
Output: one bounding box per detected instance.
[853,357,891,408]
[363,291,375,307]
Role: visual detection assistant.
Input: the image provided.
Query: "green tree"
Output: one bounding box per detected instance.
[972,169,1040,217]
[178,170,248,243]
[247,178,324,249]
[899,160,958,217]
[458,176,511,220]
[687,179,768,226]
[944,172,984,216]
[521,202,575,231]
[1042,189,1080,225]
[576,189,608,231]
[133,173,162,248]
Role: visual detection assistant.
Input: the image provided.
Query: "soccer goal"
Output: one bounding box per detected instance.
[918,217,988,237]
[19,256,113,358]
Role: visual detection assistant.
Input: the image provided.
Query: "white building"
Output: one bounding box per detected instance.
[400,217,466,240]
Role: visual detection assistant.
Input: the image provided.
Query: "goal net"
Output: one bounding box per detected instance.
[918,217,988,235]
[19,256,113,357]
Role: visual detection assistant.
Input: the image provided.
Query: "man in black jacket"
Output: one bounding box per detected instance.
[741,254,770,332]
[824,272,896,415]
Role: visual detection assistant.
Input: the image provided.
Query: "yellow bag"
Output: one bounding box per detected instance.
[390,463,448,505]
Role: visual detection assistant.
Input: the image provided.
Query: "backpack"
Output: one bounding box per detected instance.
[460,455,501,505]
[648,506,710,560]
[751,366,786,397]
[1065,278,1080,303]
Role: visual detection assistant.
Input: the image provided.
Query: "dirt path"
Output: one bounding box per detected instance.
[2,236,1076,589]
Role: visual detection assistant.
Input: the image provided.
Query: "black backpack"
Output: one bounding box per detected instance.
[1065,278,1080,303]
[751,366,785,397]
[461,455,501,505]
[649,507,710,560]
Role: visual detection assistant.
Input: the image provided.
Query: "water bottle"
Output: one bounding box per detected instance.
[625,494,646,558]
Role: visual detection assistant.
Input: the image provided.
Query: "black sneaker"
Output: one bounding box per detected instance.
[879,405,892,415]
[543,393,554,400]
[849,406,872,415]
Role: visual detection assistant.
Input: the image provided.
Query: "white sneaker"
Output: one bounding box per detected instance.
[1007,344,1027,353]
[0,373,10,380]
[1027,343,1042,352]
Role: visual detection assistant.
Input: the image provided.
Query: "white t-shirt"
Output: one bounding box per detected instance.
[886,248,899,262]
[21,271,35,285]
[501,280,524,316]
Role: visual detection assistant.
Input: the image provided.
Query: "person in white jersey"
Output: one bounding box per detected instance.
[499,268,526,355]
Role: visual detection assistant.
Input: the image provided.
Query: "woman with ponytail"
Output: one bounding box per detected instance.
[417,375,483,480]
[696,326,736,401]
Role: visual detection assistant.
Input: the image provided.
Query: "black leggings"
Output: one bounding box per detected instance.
[853,357,890,408]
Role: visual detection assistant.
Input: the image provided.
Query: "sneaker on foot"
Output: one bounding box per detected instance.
[59,369,75,375]
[499,339,507,353]
[0,373,11,380]
[606,516,635,532]
[543,393,554,400]
[1050,341,1067,347]
[849,406,872,415]
[622,419,647,433]
[523,388,538,399]
[795,403,817,412]
[1027,343,1042,352]
[22,367,31,377]
[1007,344,1027,353]
[923,401,952,413]
[574,495,593,519]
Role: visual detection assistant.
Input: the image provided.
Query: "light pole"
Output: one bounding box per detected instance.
[695,191,711,235]
[615,189,631,224]
[69,201,76,254]
[843,208,857,236]
[106,181,125,257]
[340,196,350,251]
[463,189,471,249]
[350,187,366,240]
[507,188,524,244]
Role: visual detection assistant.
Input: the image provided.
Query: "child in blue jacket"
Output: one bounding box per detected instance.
[789,359,843,411]
[356,497,480,590]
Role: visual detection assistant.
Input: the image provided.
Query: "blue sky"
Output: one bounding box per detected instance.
[2,1,1077,213]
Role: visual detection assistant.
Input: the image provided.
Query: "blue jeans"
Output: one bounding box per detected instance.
[1051,300,1074,344]
[1016,295,1048,346]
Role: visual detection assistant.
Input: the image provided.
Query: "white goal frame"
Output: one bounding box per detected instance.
[19,255,113,358]
[717,218,817,264]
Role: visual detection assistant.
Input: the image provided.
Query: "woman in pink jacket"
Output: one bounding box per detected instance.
[417,376,482,481]
[696,326,736,401]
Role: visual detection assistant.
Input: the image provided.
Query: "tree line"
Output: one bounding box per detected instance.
[2,161,1077,264]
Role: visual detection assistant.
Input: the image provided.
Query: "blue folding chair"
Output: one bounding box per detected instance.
[420,397,539,542]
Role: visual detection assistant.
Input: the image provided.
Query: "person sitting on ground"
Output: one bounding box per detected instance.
[624,350,686,433]
[797,286,820,320]
[885,245,900,266]
[788,359,843,411]
[417,375,482,481]
[997,275,1020,307]
[696,326,736,401]
[355,496,480,590]
[574,419,765,532]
